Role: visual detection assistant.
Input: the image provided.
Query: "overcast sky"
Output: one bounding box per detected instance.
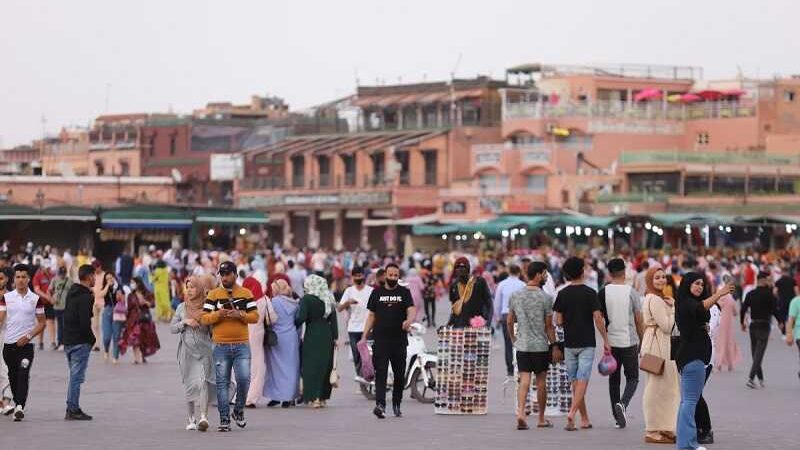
[1,0,797,147]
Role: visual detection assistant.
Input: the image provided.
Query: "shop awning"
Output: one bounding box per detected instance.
[100,206,192,230]
[0,205,96,221]
[412,224,459,236]
[194,208,269,225]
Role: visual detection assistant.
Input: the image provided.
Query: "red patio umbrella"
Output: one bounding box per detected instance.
[696,90,724,101]
[634,88,662,102]
[680,93,703,103]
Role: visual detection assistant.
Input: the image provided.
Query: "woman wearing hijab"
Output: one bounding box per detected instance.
[244,274,277,408]
[404,268,425,323]
[713,273,741,372]
[264,273,302,408]
[641,267,680,444]
[296,274,339,408]
[674,273,731,450]
[448,257,492,328]
[170,275,216,431]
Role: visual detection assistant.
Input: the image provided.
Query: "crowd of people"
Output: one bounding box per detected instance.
[0,239,798,450]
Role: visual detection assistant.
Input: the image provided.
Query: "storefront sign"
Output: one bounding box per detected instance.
[442,201,467,214]
[239,191,391,209]
[588,119,684,135]
[479,197,503,214]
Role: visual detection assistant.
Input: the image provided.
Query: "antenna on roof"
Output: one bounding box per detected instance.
[450,53,463,82]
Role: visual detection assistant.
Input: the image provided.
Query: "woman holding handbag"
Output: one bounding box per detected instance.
[243,274,276,408]
[641,267,680,444]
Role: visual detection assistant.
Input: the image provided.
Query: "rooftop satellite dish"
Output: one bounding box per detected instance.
[171,168,183,183]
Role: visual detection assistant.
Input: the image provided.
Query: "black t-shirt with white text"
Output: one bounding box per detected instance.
[367,285,414,342]
[553,284,601,348]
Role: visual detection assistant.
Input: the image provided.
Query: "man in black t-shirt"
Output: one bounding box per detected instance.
[553,257,610,431]
[361,263,416,419]
[774,267,795,329]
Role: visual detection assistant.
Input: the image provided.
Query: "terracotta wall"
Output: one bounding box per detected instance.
[87,149,142,177]
[0,177,175,206]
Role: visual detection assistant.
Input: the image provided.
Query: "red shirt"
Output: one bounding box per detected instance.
[32,268,52,304]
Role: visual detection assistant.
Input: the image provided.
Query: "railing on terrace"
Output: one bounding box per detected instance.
[596,192,670,203]
[240,177,286,190]
[619,150,800,166]
[503,100,756,121]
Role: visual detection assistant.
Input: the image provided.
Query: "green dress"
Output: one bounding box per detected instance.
[295,294,338,402]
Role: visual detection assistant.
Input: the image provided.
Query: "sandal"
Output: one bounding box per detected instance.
[644,434,670,444]
[516,418,529,430]
[581,423,593,429]
[564,420,578,431]
[537,420,554,428]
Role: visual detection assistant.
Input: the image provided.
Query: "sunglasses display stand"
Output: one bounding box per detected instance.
[434,326,491,415]
[512,325,572,416]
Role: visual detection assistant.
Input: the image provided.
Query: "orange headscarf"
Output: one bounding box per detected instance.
[644,267,666,298]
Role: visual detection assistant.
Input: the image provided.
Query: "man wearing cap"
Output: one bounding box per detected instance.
[598,258,643,428]
[448,257,492,328]
[201,261,259,432]
[741,271,781,389]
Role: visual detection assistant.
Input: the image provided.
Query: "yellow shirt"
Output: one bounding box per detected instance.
[200,284,259,344]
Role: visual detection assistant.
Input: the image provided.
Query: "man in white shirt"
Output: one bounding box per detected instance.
[337,267,373,379]
[0,264,46,421]
[286,260,308,298]
[494,264,526,380]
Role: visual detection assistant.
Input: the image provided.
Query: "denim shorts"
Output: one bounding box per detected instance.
[565,346,595,381]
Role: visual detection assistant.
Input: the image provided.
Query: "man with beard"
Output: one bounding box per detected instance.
[448,257,492,328]
[361,263,415,419]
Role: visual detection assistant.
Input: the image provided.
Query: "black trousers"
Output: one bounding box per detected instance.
[424,297,436,326]
[500,314,515,376]
[2,343,35,408]
[695,364,713,435]
[748,322,771,381]
[609,345,639,413]
[373,339,407,408]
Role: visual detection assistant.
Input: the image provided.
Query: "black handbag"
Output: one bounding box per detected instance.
[263,301,278,348]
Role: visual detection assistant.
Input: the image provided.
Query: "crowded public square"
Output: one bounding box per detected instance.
[3,2,800,450]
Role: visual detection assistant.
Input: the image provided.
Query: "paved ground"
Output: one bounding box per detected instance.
[2,301,798,450]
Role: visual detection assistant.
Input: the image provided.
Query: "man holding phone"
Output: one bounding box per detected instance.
[337,266,373,379]
[201,261,259,432]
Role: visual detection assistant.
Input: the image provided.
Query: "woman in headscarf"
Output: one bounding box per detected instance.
[295,274,338,408]
[264,273,302,408]
[641,267,680,444]
[244,273,277,408]
[447,257,492,328]
[713,273,741,372]
[170,275,216,432]
[403,268,425,323]
[674,273,731,450]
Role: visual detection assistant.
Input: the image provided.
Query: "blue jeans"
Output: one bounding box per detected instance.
[565,347,595,381]
[677,360,705,449]
[213,343,251,421]
[101,305,113,353]
[65,344,91,412]
[55,310,65,347]
[111,321,125,359]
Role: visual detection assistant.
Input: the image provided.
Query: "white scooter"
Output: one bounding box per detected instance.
[356,323,438,404]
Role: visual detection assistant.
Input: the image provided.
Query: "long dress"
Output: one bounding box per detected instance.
[713,294,742,371]
[170,304,216,407]
[264,295,301,402]
[295,294,338,402]
[119,291,161,357]
[152,266,171,322]
[246,298,272,405]
[641,293,680,433]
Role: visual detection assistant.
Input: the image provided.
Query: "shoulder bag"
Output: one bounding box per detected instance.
[640,297,665,375]
[669,317,680,361]
[263,299,278,348]
[329,349,340,388]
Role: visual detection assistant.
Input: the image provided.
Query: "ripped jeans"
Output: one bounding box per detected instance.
[2,343,35,408]
[213,343,251,421]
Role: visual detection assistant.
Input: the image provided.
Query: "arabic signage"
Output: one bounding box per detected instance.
[240,191,391,209]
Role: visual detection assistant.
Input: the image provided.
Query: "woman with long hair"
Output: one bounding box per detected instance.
[296,274,338,408]
[119,277,161,364]
[641,267,680,444]
[264,273,301,407]
[170,275,216,431]
[674,273,731,450]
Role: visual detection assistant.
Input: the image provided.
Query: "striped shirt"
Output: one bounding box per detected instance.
[200,284,259,344]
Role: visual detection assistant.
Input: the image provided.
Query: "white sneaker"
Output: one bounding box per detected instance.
[354,375,367,384]
[1,404,14,416]
[696,447,707,450]
[503,375,514,385]
[13,405,24,421]
[186,419,197,431]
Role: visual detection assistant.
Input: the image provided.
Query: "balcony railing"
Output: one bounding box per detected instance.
[319,173,331,187]
[425,171,437,186]
[504,99,756,121]
[292,175,305,188]
[619,150,800,166]
[344,173,356,187]
[240,177,286,190]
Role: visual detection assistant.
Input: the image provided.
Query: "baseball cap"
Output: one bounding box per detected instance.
[218,261,237,275]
